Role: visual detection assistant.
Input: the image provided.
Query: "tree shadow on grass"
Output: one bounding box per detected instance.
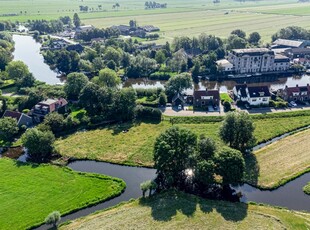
[13,160,39,168]
[139,190,248,223]
[106,118,161,136]
[243,153,260,187]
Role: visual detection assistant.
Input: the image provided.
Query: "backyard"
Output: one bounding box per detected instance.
[60,191,310,230]
[0,158,125,230]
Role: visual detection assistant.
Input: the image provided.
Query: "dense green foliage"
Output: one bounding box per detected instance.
[219,111,255,152]
[64,72,89,100]
[0,158,125,230]
[0,117,18,142]
[21,128,55,163]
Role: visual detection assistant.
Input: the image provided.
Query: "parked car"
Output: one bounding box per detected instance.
[178,104,182,110]
[290,101,297,107]
[244,103,251,110]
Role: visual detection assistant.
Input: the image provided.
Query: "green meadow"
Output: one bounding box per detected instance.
[0,158,125,230]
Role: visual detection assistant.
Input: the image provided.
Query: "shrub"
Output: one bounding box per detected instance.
[149,71,175,80]
[223,100,231,112]
[135,105,162,121]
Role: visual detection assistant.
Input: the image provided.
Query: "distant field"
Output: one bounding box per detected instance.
[245,128,310,189]
[0,158,125,230]
[1,0,310,43]
[61,191,310,230]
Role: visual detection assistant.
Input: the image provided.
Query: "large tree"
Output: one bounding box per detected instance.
[215,147,245,186]
[219,111,255,152]
[248,32,261,45]
[6,60,29,80]
[113,87,136,121]
[21,128,55,163]
[73,13,81,28]
[93,68,121,88]
[64,72,89,100]
[165,73,192,100]
[0,117,19,142]
[154,126,197,188]
[231,29,246,39]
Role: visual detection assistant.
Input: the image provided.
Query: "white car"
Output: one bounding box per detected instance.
[178,105,182,110]
[290,101,297,107]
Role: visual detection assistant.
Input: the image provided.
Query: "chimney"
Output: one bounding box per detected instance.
[285,85,288,88]
[296,84,299,87]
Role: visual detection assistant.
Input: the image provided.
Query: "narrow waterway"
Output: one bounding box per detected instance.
[12,34,61,85]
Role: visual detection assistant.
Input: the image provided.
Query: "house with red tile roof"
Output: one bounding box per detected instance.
[281,84,310,102]
[31,98,68,123]
[2,110,33,127]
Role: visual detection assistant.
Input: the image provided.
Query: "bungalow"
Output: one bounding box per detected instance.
[193,89,220,107]
[31,98,68,123]
[2,110,33,127]
[284,48,310,59]
[233,84,271,106]
[281,84,310,102]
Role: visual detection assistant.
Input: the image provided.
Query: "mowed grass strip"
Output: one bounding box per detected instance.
[0,158,125,230]
[246,128,310,189]
[60,191,310,230]
[56,112,310,167]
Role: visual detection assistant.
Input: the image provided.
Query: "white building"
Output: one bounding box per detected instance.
[274,54,290,71]
[233,84,271,106]
[216,59,233,72]
[228,48,276,74]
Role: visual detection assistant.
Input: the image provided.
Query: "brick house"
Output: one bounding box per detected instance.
[193,89,220,107]
[31,98,68,123]
[281,84,310,102]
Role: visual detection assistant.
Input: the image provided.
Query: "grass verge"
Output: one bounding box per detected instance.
[0,158,125,230]
[60,191,310,230]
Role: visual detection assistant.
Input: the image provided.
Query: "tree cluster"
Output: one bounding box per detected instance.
[144,1,167,9]
[153,126,245,195]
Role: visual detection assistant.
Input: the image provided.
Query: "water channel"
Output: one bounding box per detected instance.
[12,34,61,85]
[12,35,310,90]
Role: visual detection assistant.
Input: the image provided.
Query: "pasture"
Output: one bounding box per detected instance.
[0,158,125,230]
[61,191,310,230]
[1,0,310,43]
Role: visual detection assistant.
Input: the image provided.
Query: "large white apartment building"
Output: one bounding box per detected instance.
[227,48,290,74]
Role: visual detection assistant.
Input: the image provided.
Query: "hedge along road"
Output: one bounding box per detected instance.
[35,125,310,230]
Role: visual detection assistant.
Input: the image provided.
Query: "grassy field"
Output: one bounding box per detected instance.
[61,191,310,230]
[303,183,310,195]
[56,111,310,167]
[0,158,125,230]
[245,128,310,189]
[1,0,310,43]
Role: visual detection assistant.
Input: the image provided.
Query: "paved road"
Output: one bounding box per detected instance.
[162,105,310,117]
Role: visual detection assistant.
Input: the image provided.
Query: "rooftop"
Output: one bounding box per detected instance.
[273,39,304,48]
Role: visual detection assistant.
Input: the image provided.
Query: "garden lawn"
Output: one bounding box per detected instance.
[61,191,310,230]
[56,111,310,167]
[245,128,310,189]
[0,158,125,230]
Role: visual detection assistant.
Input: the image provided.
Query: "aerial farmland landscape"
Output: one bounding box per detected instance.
[1,0,310,229]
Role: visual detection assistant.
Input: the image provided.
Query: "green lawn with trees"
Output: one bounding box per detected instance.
[60,191,310,230]
[0,158,125,230]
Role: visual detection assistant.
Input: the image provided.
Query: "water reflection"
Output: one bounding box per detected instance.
[124,75,310,93]
[12,34,61,85]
